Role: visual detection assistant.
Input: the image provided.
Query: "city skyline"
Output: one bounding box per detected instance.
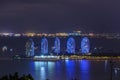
[0,0,120,33]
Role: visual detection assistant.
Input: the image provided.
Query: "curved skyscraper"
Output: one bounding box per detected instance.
[81,37,90,54]
[41,37,48,54]
[25,39,34,57]
[67,37,75,53]
[54,37,60,54]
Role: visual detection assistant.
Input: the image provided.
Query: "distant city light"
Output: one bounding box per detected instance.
[2,46,8,52]
[0,31,119,40]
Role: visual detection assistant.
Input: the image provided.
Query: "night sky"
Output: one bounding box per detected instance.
[0,0,120,33]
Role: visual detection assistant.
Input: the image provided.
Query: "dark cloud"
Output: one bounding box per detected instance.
[0,0,120,33]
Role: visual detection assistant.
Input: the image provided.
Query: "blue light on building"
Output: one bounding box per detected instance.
[41,37,48,54]
[67,37,75,53]
[54,37,60,54]
[81,37,90,54]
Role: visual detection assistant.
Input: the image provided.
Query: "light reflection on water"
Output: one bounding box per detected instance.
[65,60,76,80]
[34,61,55,80]
[33,60,90,80]
[0,60,120,80]
[104,60,108,72]
[80,60,90,80]
[34,62,46,80]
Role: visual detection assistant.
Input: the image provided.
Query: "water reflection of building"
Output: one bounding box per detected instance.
[25,39,34,57]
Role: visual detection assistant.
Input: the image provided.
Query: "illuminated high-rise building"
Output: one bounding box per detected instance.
[41,37,48,54]
[81,37,90,54]
[54,37,60,54]
[67,37,75,53]
[25,39,34,57]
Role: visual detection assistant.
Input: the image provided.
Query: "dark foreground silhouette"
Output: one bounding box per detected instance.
[0,72,34,80]
[0,72,78,80]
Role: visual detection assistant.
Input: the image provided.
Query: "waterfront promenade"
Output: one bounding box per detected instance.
[60,55,120,60]
[0,55,120,61]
